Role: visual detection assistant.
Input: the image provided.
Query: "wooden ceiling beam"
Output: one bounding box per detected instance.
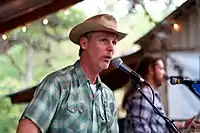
[0,0,83,33]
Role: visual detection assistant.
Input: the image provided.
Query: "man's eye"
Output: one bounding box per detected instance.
[112,40,117,45]
[100,38,107,42]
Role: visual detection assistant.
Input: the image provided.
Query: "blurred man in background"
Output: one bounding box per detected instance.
[122,55,200,133]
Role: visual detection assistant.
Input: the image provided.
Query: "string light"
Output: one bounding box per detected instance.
[173,23,181,32]
[2,34,7,40]
[64,10,70,15]
[22,26,27,32]
[43,19,48,25]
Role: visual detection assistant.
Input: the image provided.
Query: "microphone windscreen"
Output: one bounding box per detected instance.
[111,58,123,68]
[170,78,177,85]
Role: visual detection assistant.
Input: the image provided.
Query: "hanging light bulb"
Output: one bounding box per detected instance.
[2,34,7,40]
[43,19,48,25]
[64,10,70,15]
[22,26,27,32]
[173,23,181,32]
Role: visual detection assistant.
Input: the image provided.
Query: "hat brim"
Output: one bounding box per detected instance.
[69,22,127,45]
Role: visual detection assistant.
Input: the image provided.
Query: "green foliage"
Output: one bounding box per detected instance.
[0,45,25,81]
[56,8,87,29]
[0,98,24,133]
[0,77,30,133]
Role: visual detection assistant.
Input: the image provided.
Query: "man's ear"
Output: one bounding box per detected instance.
[80,37,88,50]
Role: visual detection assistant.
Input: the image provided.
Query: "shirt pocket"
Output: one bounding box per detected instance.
[62,92,89,132]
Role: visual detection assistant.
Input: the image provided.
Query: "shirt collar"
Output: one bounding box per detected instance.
[153,88,160,95]
[74,60,102,90]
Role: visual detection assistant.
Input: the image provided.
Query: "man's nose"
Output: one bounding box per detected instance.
[163,71,166,76]
[107,42,115,53]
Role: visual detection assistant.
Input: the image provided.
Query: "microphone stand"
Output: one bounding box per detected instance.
[185,84,200,101]
[130,77,181,133]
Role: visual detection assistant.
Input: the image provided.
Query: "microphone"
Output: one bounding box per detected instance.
[169,76,200,86]
[170,76,200,101]
[111,58,145,83]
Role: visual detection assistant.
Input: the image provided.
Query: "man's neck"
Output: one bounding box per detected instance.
[147,79,157,90]
[80,58,99,84]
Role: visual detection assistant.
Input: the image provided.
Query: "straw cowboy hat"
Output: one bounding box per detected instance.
[69,14,127,45]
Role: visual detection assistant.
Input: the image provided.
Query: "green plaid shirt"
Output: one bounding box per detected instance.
[20,60,119,133]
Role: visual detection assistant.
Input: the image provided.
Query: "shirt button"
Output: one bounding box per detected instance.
[79,109,83,113]
[104,102,108,107]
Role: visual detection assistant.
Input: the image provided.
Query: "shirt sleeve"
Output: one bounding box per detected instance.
[20,76,61,133]
[128,89,153,133]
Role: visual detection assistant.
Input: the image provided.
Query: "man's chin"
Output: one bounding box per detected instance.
[103,66,109,70]
[100,64,109,70]
[156,83,162,88]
